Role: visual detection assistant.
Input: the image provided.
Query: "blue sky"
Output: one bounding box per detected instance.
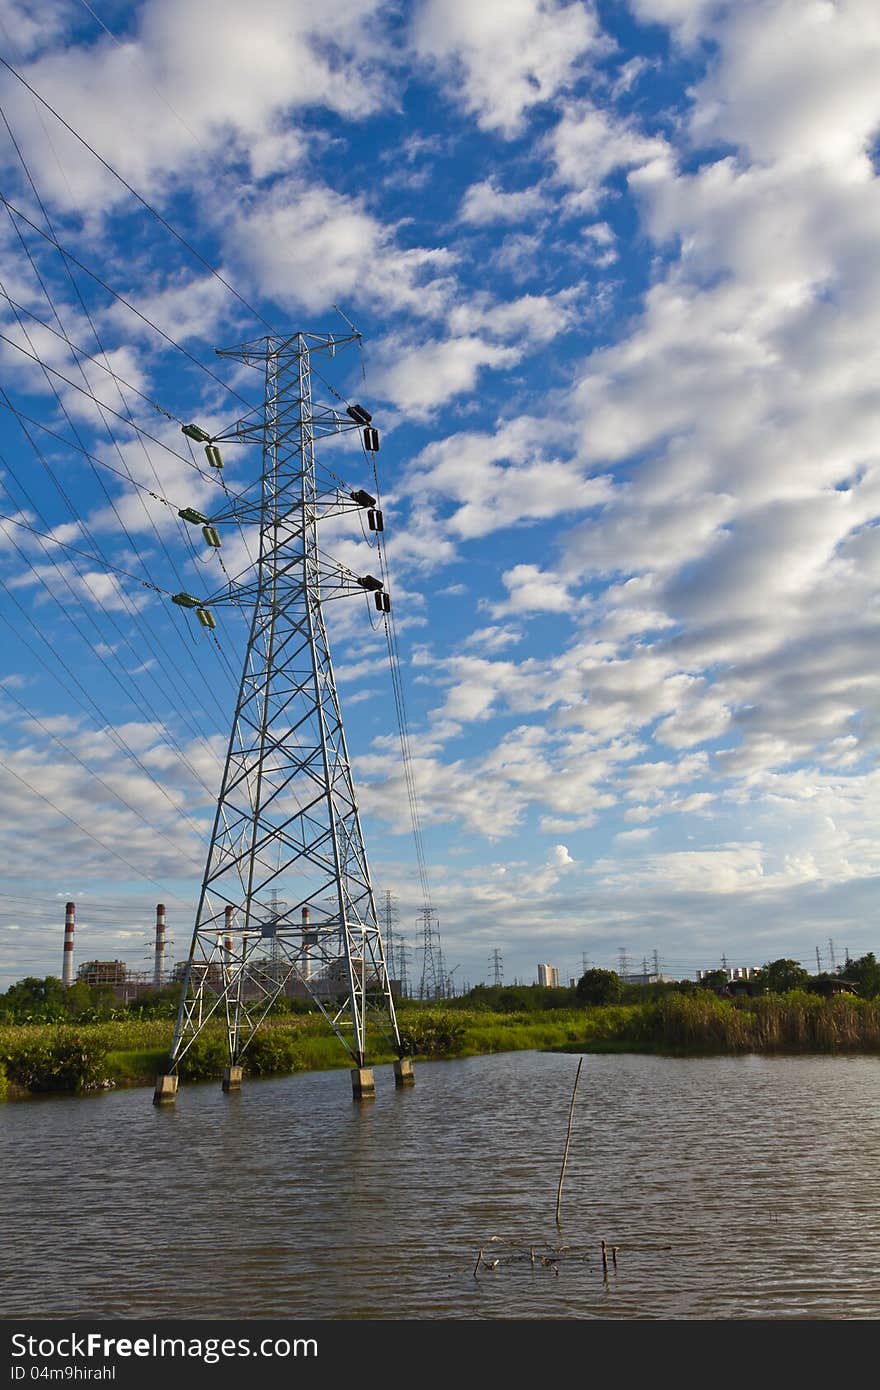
[1,0,879,990]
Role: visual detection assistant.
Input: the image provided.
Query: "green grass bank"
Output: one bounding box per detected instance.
[2,991,879,1099]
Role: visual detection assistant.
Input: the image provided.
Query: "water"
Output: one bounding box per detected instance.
[2,1051,879,1319]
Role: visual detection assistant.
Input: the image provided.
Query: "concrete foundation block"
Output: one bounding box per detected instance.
[393,1057,415,1087]
[351,1066,376,1100]
[153,1073,178,1106]
[222,1064,243,1093]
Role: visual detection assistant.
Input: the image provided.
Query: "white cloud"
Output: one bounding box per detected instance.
[227,183,456,318]
[370,335,520,415]
[550,99,670,208]
[459,177,547,226]
[3,0,392,209]
[490,563,575,617]
[402,418,612,538]
[412,0,605,136]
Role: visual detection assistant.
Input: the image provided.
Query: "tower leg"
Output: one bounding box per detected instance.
[351,1067,375,1100]
[394,1057,415,1087]
[153,1074,178,1106]
[222,1065,243,1093]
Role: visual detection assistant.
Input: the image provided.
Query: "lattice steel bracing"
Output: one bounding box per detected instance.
[169,331,401,1072]
[417,907,446,1001]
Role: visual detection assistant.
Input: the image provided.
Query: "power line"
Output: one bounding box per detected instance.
[0,54,276,335]
[0,747,192,899]
[0,682,206,866]
[0,505,171,596]
[0,193,254,408]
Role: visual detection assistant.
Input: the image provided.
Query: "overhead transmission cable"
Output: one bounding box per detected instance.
[0,312,240,732]
[0,427,223,788]
[0,54,276,335]
[0,573,217,827]
[0,194,254,409]
[0,683,207,866]
[0,144,242,713]
[0,749,194,902]
[0,102,242,575]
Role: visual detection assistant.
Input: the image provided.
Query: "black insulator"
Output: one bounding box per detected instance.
[375,591,391,613]
[346,403,372,425]
[363,426,380,452]
[367,508,384,532]
[357,574,383,591]
[350,488,377,508]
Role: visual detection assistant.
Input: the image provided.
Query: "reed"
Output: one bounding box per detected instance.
[3,994,879,1098]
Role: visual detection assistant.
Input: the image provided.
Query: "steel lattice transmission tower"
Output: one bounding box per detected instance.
[155,331,413,1103]
[417,907,446,1000]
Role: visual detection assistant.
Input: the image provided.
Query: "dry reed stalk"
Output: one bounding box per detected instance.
[555,1056,583,1227]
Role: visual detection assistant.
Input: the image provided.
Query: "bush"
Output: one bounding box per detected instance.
[2,1029,109,1092]
[576,969,623,1006]
[243,1030,305,1076]
[175,1034,228,1081]
[397,1012,466,1057]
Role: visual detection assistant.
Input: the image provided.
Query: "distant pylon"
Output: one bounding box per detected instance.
[617,947,631,980]
[489,948,504,987]
[396,938,413,998]
[166,331,403,1093]
[383,890,398,980]
[417,907,446,999]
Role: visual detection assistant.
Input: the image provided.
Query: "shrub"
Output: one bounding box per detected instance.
[243,1030,305,1076]
[397,1012,466,1057]
[2,1029,109,1092]
[174,1034,228,1081]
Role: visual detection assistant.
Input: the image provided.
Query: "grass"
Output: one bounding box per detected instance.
[2,993,879,1098]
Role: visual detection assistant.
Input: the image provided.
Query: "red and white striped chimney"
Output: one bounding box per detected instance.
[62,901,75,986]
[153,903,166,988]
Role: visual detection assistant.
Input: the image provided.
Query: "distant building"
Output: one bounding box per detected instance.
[620,970,667,987]
[697,966,760,983]
[537,963,559,987]
[76,959,128,987]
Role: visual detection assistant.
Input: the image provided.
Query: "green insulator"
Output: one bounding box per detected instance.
[205,444,223,468]
[181,423,211,443]
[202,525,221,548]
[178,507,210,525]
[196,606,217,629]
[171,592,201,609]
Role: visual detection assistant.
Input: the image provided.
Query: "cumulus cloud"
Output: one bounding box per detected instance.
[227,183,456,318]
[1,0,393,209]
[458,177,547,226]
[411,0,605,136]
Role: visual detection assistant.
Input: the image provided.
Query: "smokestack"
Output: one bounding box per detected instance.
[302,905,314,981]
[153,904,166,988]
[63,901,75,986]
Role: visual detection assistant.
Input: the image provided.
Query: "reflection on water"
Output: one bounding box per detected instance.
[2,1051,879,1319]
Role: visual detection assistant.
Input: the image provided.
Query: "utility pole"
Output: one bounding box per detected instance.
[816,946,822,974]
[652,948,661,980]
[156,330,409,1105]
[828,938,837,972]
[489,948,504,987]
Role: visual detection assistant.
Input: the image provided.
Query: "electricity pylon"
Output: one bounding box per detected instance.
[417,906,446,1000]
[155,331,412,1104]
